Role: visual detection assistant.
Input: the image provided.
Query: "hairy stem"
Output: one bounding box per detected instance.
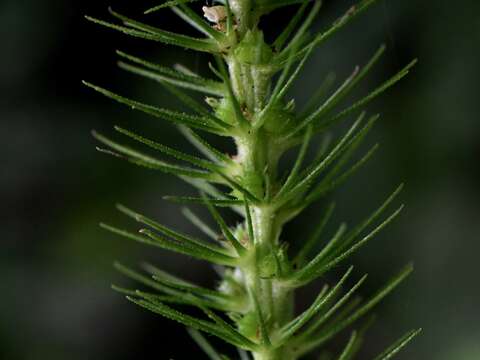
[227,32,295,358]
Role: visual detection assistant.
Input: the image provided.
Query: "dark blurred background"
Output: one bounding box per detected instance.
[1,0,479,359]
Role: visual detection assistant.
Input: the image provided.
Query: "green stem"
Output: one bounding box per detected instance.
[224,6,296,356]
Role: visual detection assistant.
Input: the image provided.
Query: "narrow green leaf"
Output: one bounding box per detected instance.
[113,285,208,307]
[279,266,353,343]
[141,227,239,264]
[223,1,237,39]
[178,125,234,165]
[293,223,347,284]
[128,297,254,349]
[298,264,414,355]
[307,143,379,204]
[294,112,377,200]
[315,59,418,132]
[172,4,225,41]
[295,44,386,136]
[257,0,315,11]
[290,66,360,138]
[247,288,271,345]
[293,202,336,266]
[277,125,313,197]
[151,272,231,301]
[110,7,220,46]
[179,177,225,200]
[216,172,261,203]
[276,115,364,206]
[116,204,229,255]
[244,199,255,245]
[114,262,179,295]
[298,274,368,340]
[160,79,213,117]
[331,44,386,108]
[296,205,404,283]
[85,13,218,52]
[299,72,336,118]
[259,46,314,130]
[201,307,259,349]
[164,195,243,207]
[337,331,358,360]
[372,328,422,360]
[188,328,224,360]
[144,0,200,14]
[102,223,236,265]
[280,1,323,57]
[117,50,224,95]
[115,128,243,191]
[114,126,222,171]
[182,207,219,240]
[141,262,190,285]
[283,0,383,63]
[341,316,376,360]
[273,1,309,51]
[113,264,231,310]
[93,131,212,179]
[323,297,362,332]
[275,45,315,104]
[83,81,223,133]
[203,194,247,255]
[324,184,404,262]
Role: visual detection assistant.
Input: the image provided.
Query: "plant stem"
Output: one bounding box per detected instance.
[231,77,295,360]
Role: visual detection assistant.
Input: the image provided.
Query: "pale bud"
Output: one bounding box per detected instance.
[202,5,227,24]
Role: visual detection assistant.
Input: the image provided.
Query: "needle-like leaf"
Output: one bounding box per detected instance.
[113,263,232,310]
[244,199,255,245]
[315,59,418,132]
[277,125,313,197]
[144,0,200,14]
[116,204,228,255]
[182,207,219,240]
[93,131,212,179]
[272,1,309,51]
[297,274,368,340]
[201,307,260,349]
[128,296,256,349]
[203,194,247,255]
[283,0,383,63]
[289,65,360,138]
[188,328,224,360]
[164,196,244,207]
[248,288,271,345]
[293,44,386,137]
[297,264,414,356]
[85,12,218,52]
[293,202,336,266]
[276,115,365,206]
[295,204,403,284]
[323,184,404,262]
[307,143,379,204]
[116,50,224,95]
[83,82,225,133]
[102,223,236,265]
[114,126,222,171]
[178,126,234,165]
[299,72,336,118]
[372,328,422,360]
[279,1,323,58]
[337,331,358,360]
[279,266,353,343]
